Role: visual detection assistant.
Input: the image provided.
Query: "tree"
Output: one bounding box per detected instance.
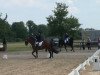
[47,3,81,37]
[65,16,81,38]
[0,13,7,21]
[0,13,12,40]
[11,21,28,40]
[26,20,37,35]
[37,24,48,37]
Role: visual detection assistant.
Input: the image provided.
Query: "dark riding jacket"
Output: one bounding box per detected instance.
[35,34,43,42]
[64,34,69,40]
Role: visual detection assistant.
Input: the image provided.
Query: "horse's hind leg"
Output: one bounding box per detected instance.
[49,51,51,58]
[49,50,53,58]
[71,45,74,52]
[59,45,62,52]
[51,51,53,58]
[59,46,61,52]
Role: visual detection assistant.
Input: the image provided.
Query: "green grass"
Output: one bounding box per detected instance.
[7,42,32,52]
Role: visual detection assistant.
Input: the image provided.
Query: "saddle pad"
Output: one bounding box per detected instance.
[39,41,43,46]
[36,41,43,46]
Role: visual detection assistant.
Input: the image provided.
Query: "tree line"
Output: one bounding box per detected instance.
[0,3,81,42]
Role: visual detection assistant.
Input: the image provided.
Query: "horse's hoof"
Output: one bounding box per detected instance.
[34,56,37,59]
[35,57,37,59]
[49,57,53,58]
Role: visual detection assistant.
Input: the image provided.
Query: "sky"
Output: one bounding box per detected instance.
[0,0,100,30]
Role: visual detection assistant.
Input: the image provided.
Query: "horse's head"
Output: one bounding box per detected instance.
[25,38,29,46]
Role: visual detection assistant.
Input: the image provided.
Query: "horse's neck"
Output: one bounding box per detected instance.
[29,40,35,46]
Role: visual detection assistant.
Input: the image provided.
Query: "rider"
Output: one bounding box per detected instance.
[35,32,43,46]
[64,33,69,44]
[36,33,41,42]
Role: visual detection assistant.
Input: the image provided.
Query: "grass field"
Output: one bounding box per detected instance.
[7,42,32,52]
[7,41,98,52]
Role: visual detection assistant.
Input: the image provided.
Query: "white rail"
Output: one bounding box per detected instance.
[68,49,100,75]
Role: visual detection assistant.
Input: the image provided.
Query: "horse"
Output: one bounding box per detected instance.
[58,37,74,52]
[25,36,59,58]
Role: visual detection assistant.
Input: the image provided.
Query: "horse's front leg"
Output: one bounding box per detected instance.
[32,50,36,58]
[36,49,38,58]
[64,44,67,52]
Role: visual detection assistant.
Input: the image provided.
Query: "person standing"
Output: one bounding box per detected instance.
[80,39,85,50]
[86,37,91,50]
[3,37,7,51]
[2,37,8,59]
[98,37,100,49]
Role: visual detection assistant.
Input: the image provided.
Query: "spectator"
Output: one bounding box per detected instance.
[98,37,100,49]
[2,37,7,51]
[86,37,91,50]
[80,39,85,50]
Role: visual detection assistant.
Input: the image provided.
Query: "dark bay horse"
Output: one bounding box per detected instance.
[25,36,59,58]
[59,37,74,52]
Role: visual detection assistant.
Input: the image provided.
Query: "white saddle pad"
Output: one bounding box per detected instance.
[39,41,43,46]
[36,41,43,46]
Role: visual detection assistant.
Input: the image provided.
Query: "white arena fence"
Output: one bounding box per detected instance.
[0,44,3,48]
[68,49,100,75]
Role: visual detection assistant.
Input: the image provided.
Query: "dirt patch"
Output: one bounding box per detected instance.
[0,49,97,75]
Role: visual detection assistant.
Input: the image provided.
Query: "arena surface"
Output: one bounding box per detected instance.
[0,48,98,75]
